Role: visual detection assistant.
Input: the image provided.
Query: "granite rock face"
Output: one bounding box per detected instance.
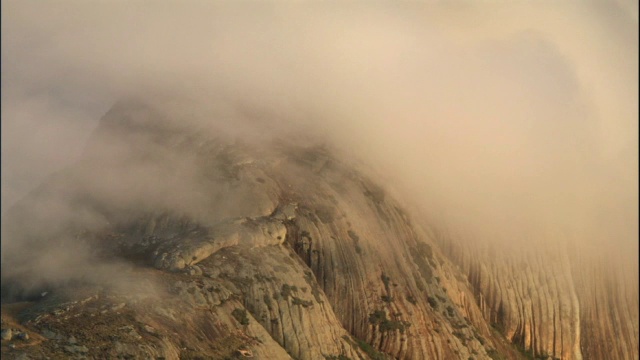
[1,102,637,360]
[436,236,639,360]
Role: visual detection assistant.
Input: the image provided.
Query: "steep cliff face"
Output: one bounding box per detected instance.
[437,231,639,360]
[1,102,637,360]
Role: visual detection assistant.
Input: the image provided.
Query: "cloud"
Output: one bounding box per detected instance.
[2,1,637,294]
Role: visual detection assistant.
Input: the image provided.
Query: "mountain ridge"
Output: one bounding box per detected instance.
[1,101,637,360]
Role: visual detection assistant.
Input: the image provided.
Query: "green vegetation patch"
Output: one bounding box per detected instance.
[368,310,411,333]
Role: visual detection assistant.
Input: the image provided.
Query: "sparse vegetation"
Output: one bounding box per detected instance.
[369,310,387,324]
[446,305,455,317]
[254,274,275,282]
[291,296,313,308]
[344,336,388,360]
[452,321,468,329]
[368,310,411,333]
[380,319,411,333]
[381,273,391,293]
[231,308,249,326]
[281,284,294,300]
[407,295,417,305]
[427,296,439,309]
[304,271,325,304]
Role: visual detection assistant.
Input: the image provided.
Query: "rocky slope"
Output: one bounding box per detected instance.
[1,101,637,360]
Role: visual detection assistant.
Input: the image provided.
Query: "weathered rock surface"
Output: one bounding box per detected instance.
[1,101,637,359]
[436,232,639,360]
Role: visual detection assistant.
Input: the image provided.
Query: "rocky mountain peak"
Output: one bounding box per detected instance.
[1,102,637,360]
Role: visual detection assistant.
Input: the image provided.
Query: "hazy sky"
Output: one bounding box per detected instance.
[2,1,638,270]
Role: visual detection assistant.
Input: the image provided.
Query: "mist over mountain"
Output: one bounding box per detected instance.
[1,98,637,359]
[1,2,637,359]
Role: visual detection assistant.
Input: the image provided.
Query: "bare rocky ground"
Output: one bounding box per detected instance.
[1,101,637,359]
